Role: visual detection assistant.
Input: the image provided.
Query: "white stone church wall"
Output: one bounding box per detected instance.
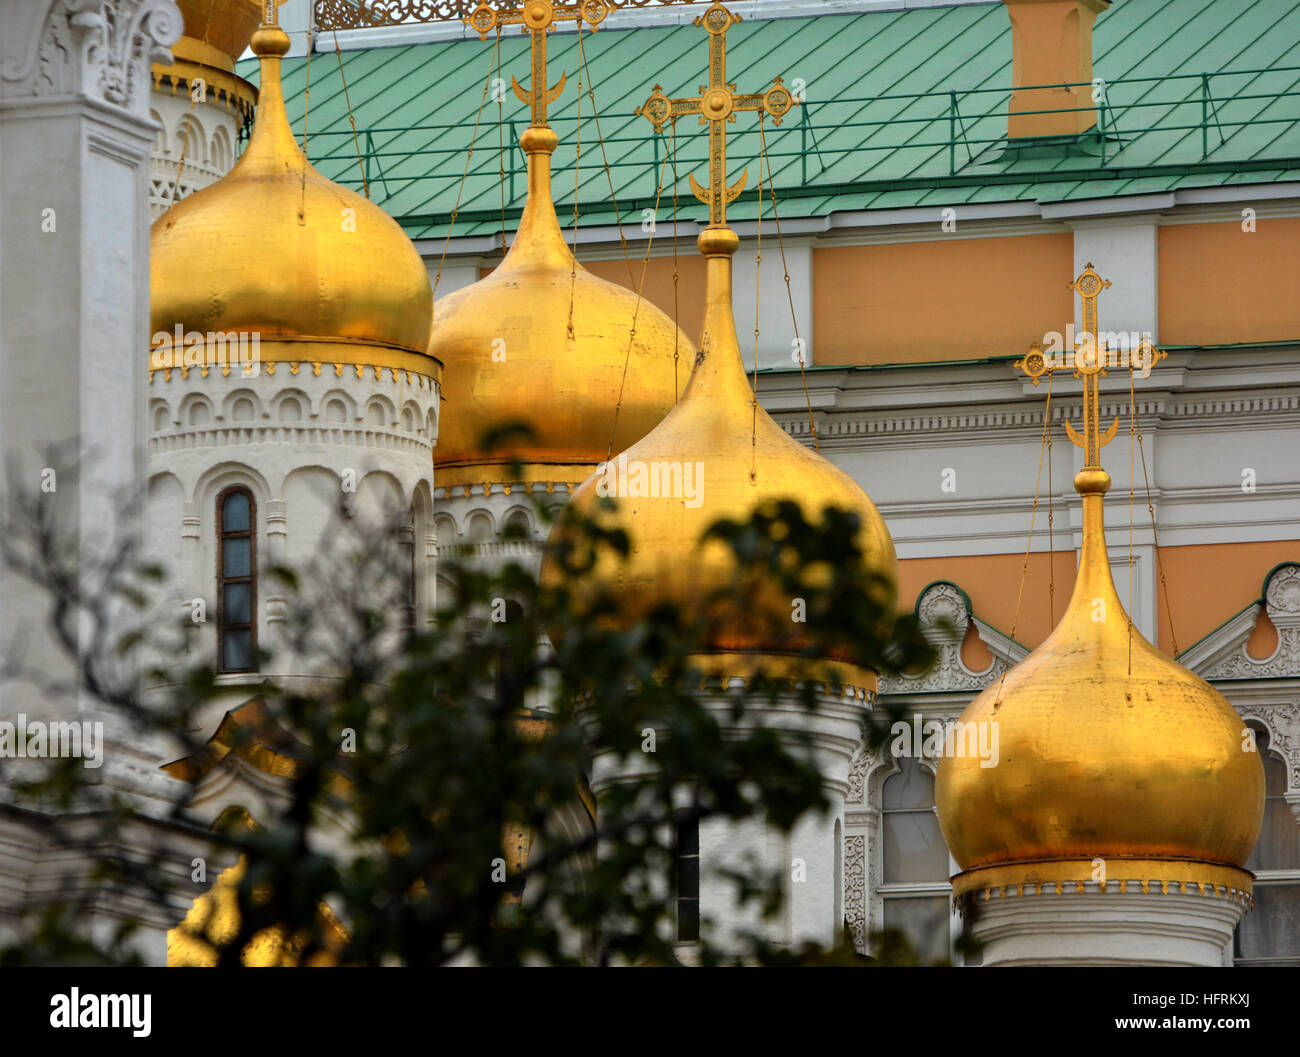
[147,363,440,706]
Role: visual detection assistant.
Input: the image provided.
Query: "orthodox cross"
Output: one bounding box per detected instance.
[464,0,705,129]
[1015,264,1166,470]
[636,1,796,228]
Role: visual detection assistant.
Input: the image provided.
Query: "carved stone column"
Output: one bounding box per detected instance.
[1,0,182,719]
[0,0,183,963]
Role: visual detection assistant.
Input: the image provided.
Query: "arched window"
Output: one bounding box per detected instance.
[1235,727,1300,966]
[493,599,526,709]
[879,754,952,962]
[674,815,700,943]
[217,487,256,673]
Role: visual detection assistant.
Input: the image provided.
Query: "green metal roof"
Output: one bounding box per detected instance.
[247,0,1300,240]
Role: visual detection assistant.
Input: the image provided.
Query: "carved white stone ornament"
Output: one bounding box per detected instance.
[878,581,1024,694]
[1196,564,1300,681]
[1,0,183,109]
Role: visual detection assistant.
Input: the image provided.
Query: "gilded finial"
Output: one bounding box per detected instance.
[1013,266,1166,488]
[463,1,603,129]
[636,2,797,232]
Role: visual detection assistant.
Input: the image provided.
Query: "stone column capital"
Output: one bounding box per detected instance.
[1,0,182,112]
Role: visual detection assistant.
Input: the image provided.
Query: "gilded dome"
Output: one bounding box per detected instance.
[542,227,897,667]
[936,467,1264,896]
[150,24,433,360]
[428,126,691,487]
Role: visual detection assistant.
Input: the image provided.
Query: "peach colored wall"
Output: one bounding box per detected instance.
[812,233,1075,366]
[1159,219,1300,346]
[899,551,1079,651]
[1157,540,1300,655]
[901,540,1300,657]
[583,254,707,347]
[476,254,704,343]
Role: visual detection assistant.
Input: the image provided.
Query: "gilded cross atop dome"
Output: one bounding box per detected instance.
[1014,264,1167,476]
[637,1,796,228]
[465,1,703,128]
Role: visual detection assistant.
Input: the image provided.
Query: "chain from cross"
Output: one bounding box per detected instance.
[464,1,701,128]
[635,2,796,228]
[1014,264,1167,470]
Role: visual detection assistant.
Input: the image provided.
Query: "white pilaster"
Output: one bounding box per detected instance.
[0,0,182,718]
[0,0,183,961]
[1069,217,1160,343]
[732,240,815,370]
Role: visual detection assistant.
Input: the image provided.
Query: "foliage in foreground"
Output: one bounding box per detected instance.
[0,454,961,966]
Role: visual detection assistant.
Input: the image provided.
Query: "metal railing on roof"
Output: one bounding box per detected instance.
[296,65,1300,219]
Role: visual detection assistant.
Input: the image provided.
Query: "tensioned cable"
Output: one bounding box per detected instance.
[496,26,507,258]
[431,34,504,313]
[1046,392,1055,627]
[1128,361,1138,676]
[604,113,677,464]
[330,27,370,199]
[1129,363,1180,656]
[167,0,220,208]
[757,117,819,454]
[565,21,586,341]
[671,120,681,403]
[566,32,673,462]
[575,29,637,292]
[299,21,312,221]
[750,115,765,483]
[993,372,1053,705]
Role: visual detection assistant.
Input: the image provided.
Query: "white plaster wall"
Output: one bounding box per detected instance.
[732,241,815,371]
[147,363,439,689]
[428,260,483,302]
[971,886,1244,966]
[759,346,1300,564]
[1069,217,1160,342]
[149,89,246,218]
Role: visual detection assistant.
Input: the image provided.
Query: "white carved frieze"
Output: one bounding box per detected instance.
[1192,564,1300,681]
[1,0,182,110]
[878,581,1026,695]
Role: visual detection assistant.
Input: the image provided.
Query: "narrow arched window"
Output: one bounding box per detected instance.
[674,815,700,943]
[879,755,952,962]
[493,600,526,709]
[1235,726,1300,965]
[217,487,256,673]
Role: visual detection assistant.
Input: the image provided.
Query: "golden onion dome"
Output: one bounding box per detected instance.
[936,466,1264,900]
[150,21,434,366]
[428,124,691,489]
[542,225,897,672]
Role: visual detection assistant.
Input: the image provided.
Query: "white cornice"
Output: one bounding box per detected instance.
[419,187,1300,262]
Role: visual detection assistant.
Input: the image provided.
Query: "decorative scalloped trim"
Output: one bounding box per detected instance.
[971,879,1253,908]
[150,362,437,387]
[434,480,582,500]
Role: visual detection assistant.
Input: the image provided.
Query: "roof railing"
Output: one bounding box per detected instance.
[289,64,1300,216]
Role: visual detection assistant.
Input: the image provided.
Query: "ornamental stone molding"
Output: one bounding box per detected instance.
[843,740,890,954]
[1235,701,1300,802]
[843,834,866,953]
[1188,564,1300,681]
[878,581,1027,695]
[148,87,246,216]
[0,0,183,111]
